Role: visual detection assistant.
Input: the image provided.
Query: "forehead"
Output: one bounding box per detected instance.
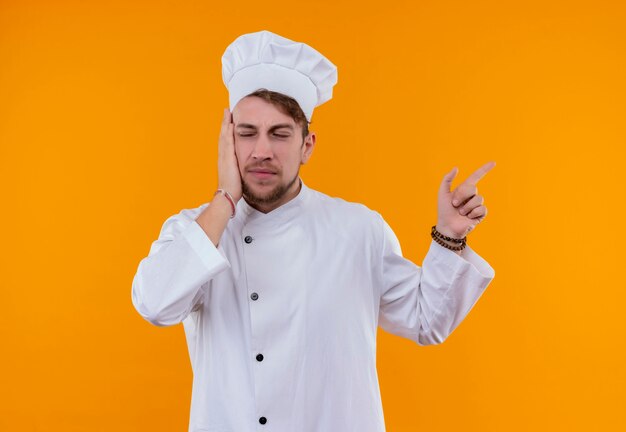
[232,96,296,129]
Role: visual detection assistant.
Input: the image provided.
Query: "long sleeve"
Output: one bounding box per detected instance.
[378,218,495,345]
[131,205,231,327]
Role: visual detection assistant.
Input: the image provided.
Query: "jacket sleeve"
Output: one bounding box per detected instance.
[378,218,495,345]
[131,205,231,327]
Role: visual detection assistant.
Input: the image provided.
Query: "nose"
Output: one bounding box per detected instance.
[251,134,273,160]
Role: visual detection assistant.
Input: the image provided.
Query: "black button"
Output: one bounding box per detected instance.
[259,417,267,425]
[256,353,264,361]
[244,235,253,244]
[250,292,259,301]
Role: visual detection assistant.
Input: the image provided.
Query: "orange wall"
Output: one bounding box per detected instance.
[1,0,625,430]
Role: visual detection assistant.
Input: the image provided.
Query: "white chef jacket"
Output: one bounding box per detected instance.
[131,177,495,432]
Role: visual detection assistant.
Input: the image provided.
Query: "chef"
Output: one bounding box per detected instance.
[131,29,496,432]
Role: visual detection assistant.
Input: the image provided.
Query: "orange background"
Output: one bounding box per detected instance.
[1,0,625,430]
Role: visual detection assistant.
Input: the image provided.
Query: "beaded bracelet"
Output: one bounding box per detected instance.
[214,189,236,219]
[431,225,467,251]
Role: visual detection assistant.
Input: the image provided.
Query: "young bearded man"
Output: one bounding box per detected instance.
[132,29,496,432]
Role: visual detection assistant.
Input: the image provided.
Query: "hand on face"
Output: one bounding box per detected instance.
[436,161,496,238]
[217,108,243,202]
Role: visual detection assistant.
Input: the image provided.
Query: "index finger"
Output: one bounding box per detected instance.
[466,161,496,185]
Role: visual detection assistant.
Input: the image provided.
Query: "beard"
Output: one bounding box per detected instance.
[242,169,300,206]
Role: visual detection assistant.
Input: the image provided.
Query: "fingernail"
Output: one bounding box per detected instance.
[453,200,459,206]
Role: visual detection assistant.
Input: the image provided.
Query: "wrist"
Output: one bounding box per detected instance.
[211,193,233,214]
[218,185,241,203]
[213,189,237,218]
[431,224,467,253]
[435,224,463,239]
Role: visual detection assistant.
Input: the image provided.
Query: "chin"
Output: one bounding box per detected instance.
[242,171,299,205]
[246,175,278,190]
[243,181,281,203]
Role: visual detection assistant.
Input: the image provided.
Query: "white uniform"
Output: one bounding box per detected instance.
[131,178,495,432]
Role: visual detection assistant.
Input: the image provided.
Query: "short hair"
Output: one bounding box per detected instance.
[243,88,310,141]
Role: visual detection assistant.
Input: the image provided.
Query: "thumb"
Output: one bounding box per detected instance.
[439,166,458,195]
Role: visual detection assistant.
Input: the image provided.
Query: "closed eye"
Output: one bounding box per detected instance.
[237,133,290,138]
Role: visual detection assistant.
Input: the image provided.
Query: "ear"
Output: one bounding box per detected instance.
[301,132,316,165]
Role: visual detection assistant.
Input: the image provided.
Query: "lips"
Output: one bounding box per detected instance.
[248,168,277,180]
[248,166,278,174]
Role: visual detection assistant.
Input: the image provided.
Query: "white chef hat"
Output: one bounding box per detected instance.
[221,30,338,122]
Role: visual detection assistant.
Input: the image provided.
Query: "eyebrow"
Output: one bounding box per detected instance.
[235,123,294,132]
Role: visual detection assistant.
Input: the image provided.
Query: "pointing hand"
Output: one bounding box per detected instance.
[436,161,496,238]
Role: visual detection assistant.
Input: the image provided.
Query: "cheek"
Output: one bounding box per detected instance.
[286,152,303,171]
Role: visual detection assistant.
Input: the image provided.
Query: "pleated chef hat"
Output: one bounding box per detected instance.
[221,30,338,122]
